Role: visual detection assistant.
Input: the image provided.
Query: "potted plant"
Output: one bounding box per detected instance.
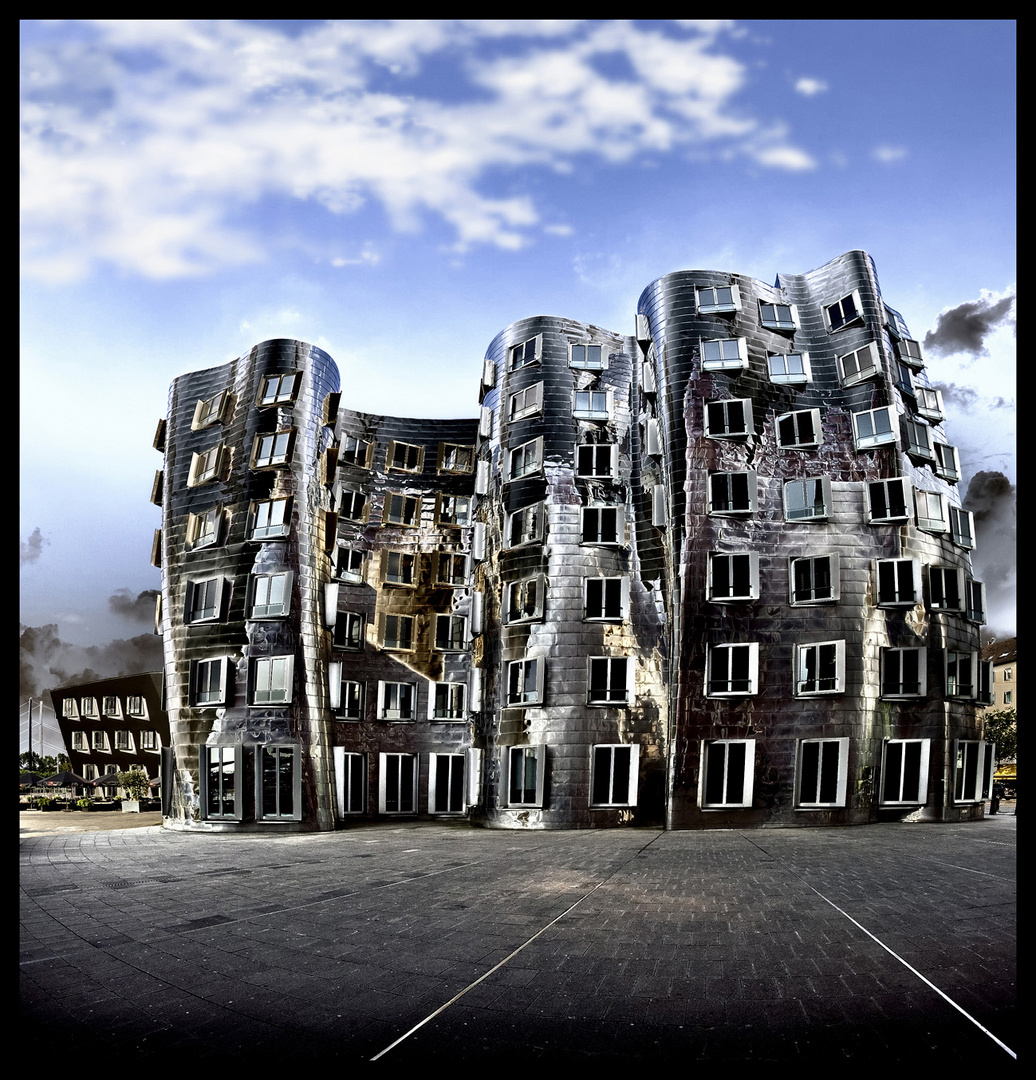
[118,770,152,812]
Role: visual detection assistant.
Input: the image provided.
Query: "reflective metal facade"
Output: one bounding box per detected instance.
[155,252,991,832]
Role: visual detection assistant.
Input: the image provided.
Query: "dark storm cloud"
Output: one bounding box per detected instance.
[109,587,160,624]
[963,471,1016,636]
[20,526,49,565]
[923,293,1015,356]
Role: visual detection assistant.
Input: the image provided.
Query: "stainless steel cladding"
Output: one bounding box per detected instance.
[153,251,991,832]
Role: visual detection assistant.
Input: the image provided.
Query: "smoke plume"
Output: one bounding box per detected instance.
[963,471,1016,636]
[923,293,1015,356]
[20,527,49,565]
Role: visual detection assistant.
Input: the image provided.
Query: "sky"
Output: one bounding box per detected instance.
[20,19,1016,704]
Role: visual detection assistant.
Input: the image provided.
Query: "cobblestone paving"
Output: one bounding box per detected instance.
[20,813,1017,1065]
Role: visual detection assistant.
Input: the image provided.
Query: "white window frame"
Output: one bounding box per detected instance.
[896,338,925,369]
[428,752,468,814]
[766,352,810,385]
[573,389,611,420]
[697,284,741,313]
[928,566,964,613]
[952,741,990,805]
[851,407,897,450]
[140,730,160,752]
[336,546,366,584]
[699,739,756,810]
[934,442,961,482]
[866,478,911,523]
[249,572,292,619]
[759,302,797,331]
[789,554,839,605]
[333,611,365,651]
[185,505,222,549]
[257,372,298,407]
[945,651,978,700]
[252,429,294,469]
[429,682,467,721]
[589,744,640,808]
[705,398,753,439]
[569,343,607,370]
[880,647,927,699]
[583,576,629,621]
[249,498,292,540]
[506,502,546,548]
[824,290,863,332]
[836,342,880,386]
[795,738,849,808]
[381,550,416,587]
[510,336,541,371]
[185,576,228,624]
[378,682,417,721]
[334,749,367,814]
[505,575,545,624]
[706,643,759,697]
[507,436,544,480]
[338,486,368,523]
[256,744,303,821]
[707,553,760,603]
[379,613,415,652]
[794,641,845,696]
[701,337,748,372]
[187,444,228,488]
[576,442,618,479]
[965,579,986,625]
[509,382,543,423]
[251,655,294,705]
[914,387,944,423]
[783,478,832,522]
[191,657,232,707]
[192,389,232,430]
[880,739,931,807]
[435,494,471,528]
[437,442,475,475]
[903,418,936,463]
[777,408,823,449]
[505,658,544,707]
[876,558,921,607]
[200,744,243,821]
[435,614,468,652]
[378,752,418,813]
[504,745,546,807]
[580,505,624,545]
[707,471,757,516]
[587,656,633,706]
[436,552,469,587]
[914,490,948,533]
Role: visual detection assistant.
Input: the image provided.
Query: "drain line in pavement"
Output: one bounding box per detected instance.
[370,830,665,1061]
[798,878,1016,1060]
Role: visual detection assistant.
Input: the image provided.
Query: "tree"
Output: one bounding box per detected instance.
[982,708,1017,767]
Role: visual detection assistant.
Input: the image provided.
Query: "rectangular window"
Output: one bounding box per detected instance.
[701,338,748,371]
[102,696,119,717]
[576,442,618,479]
[766,352,810,384]
[796,738,849,808]
[378,753,417,812]
[584,577,628,620]
[790,554,839,605]
[896,338,925,369]
[587,656,632,705]
[191,657,231,707]
[257,372,298,406]
[437,443,475,474]
[338,487,367,522]
[580,506,623,545]
[436,552,469,586]
[506,658,544,706]
[978,661,994,706]
[708,471,756,515]
[506,745,546,807]
[866,478,910,523]
[509,383,543,422]
[337,751,366,813]
[339,435,372,469]
[187,444,227,487]
[435,494,471,527]
[573,390,611,420]
[915,387,944,423]
[383,493,421,527]
[380,614,414,652]
[590,744,640,807]
[192,389,232,430]
[429,753,467,814]
[507,437,544,480]
[851,408,896,450]
[706,643,759,696]
[184,577,226,624]
[336,546,366,584]
[378,682,416,721]
[945,651,977,699]
[257,745,302,821]
[903,419,935,463]
[506,575,545,624]
[953,741,989,804]
[92,730,108,751]
[929,566,964,612]
[795,641,845,695]
[708,553,759,602]
[431,682,467,721]
[881,648,927,698]
[570,343,605,370]
[61,698,78,719]
[71,731,88,751]
[251,656,294,705]
[825,292,861,332]
[201,745,242,820]
[387,441,424,474]
[965,579,986,625]
[700,740,755,809]
[698,285,740,313]
[914,489,947,533]
[506,502,547,547]
[333,611,365,651]
[880,739,931,806]
[837,342,880,386]
[876,559,920,606]
[511,336,540,371]
[705,399,752,438]
[777,409,822,449]
[382,551,416,587]
[249,498,292,540]
[760,302,797,330]
[126,696,146,718]
[338,680,365,720]
[250,573,291,618]
[140,731,160,751]
[435,614,467,651]
[81,696,98,718]
[783,478,831,521]
[934,442,961,482]
[252,429,294,469]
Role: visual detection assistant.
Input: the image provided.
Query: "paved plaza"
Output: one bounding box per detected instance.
[20,810,1017,1065]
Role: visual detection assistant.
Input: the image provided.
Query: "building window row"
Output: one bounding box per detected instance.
[61,696,149,721]
[69,729,162,753]
[330,674,470,722]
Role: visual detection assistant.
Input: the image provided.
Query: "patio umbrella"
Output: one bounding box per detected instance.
[41,771,90,789]
[91,772,122,788]
[20,772,47,787]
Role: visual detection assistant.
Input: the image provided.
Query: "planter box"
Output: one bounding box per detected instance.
[121,800,142,813]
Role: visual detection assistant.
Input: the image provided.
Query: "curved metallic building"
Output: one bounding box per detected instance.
[154,252,991,832]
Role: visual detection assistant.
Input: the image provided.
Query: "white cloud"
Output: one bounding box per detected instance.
[872,144,909,163]
[21,19,817,281]
[794,76,828,96]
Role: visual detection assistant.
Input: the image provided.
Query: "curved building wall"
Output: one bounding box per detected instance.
[472,317,669,829]
[637,251,987,827]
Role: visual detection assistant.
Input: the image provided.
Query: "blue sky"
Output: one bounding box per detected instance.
[20,19,1015,681]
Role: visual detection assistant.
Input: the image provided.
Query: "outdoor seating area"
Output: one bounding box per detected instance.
[19,770,160,812]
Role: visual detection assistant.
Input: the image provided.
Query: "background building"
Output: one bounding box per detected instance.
[153,251,993,832]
